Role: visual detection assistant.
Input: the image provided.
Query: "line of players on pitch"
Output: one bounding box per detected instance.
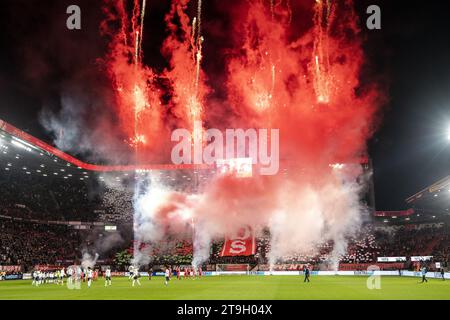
[32,267,99,288]
[31,265,204,288]
[132,266,204,287]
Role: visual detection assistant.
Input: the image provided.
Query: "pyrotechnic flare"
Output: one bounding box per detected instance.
[313,0,334,103]
[193,0,204,115]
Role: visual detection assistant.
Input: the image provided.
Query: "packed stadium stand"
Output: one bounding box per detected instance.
[1,214,449,272]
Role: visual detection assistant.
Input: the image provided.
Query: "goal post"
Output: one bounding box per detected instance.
[216,264,251,273]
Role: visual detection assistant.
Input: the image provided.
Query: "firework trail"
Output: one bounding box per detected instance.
[194,0,203,95]
[101,0,167,163]
[313,0,335,104]
[139,0,147,61]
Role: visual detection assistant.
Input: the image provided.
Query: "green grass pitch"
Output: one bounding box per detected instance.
[0,276,449,300]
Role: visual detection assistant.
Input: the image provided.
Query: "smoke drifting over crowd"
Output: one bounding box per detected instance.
[38,0,384,268]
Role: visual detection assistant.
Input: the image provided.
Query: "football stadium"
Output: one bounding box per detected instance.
[0,0,450,304]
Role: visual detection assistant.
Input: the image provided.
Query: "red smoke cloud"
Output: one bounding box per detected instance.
[99,0,385,267]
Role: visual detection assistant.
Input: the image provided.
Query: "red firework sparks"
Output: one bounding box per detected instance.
[98,0,383,171]
[95,0,387,265]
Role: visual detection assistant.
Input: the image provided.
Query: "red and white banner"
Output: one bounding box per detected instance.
[34,265,62,271]
[374,209,414,217]
[0,265,21,272]
[220,226,255,257]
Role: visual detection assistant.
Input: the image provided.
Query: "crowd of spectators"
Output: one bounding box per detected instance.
[1,208,449,271]
[0,220,81,268]
[218,224,450,268]
[0,170,139,223]
[0,172,104,221]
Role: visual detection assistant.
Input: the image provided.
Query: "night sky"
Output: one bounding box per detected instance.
[0,0,449,211]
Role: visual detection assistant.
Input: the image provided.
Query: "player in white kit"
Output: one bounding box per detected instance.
[87,267,94,288]
[165,267,171,286]
[67,267,74,286]
[104,268,112,287]
[32,270,38,286]
[132,267,141,287]
[60,268,65,285]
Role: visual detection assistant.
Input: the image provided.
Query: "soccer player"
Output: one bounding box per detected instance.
[165,267,171,286]
[60,268,65,285]
[149,267,153,281]
[420,266,428,283]
[132,267,141,287]
[105,267,112,287]
[87,267,93,288]
[304,265,310,283]
[129,266,135,281]
[32,270,37,286]
[67,267,73,286]
[441,268,445,281]
[36,270,41,286]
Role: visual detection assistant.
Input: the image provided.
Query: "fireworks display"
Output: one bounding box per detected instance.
[82,0,383,268]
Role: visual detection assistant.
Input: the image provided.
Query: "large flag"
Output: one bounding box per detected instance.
[220,225,256,257]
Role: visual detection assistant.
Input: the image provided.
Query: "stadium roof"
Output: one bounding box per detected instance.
[0,118,209,173]
[0,117,371,188]
[404,175,450,217]
[406,175,450,204]
[0,118,216,188]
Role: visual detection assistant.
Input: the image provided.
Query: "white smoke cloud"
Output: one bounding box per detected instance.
[129,164,369,271]
[81,252,99,269]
